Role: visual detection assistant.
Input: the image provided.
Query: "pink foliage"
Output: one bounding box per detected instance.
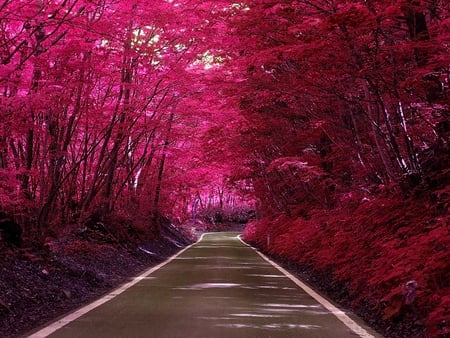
[243,193,450,336]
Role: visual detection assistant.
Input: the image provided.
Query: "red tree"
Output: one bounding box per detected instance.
[231,1,449,336]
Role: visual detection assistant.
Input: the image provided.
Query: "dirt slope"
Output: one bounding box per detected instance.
[0,223,192,338]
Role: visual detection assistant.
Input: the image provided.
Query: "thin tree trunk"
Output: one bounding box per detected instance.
[362,81,396,181]
[153,110,175,235]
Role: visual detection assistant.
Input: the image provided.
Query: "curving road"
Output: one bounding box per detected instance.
[27,232,382,338]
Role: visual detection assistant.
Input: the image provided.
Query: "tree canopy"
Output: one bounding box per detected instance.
[0,2,449,334]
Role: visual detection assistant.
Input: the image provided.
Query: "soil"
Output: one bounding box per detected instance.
[0,223,193,338]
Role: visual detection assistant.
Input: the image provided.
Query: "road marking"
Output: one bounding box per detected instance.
[238,235,377,338]
[27,238,200,338]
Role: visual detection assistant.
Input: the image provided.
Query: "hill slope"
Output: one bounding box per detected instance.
[0,222,192,338]
[243,181,449,337]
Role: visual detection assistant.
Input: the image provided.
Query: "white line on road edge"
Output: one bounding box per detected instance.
[27,236,204,338]
[237,235,377,338]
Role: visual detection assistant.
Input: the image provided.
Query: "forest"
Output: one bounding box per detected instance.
[0,1,449,337]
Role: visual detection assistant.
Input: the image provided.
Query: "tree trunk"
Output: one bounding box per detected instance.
[153,111,175,235]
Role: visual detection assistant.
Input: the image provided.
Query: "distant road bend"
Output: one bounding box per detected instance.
[28,232,382,338]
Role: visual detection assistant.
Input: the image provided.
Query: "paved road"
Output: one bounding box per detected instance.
[28,232,382,338]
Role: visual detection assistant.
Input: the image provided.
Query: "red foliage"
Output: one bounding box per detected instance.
[237,2,449,334]
[244,192,450,336]
[0,0,448,335]
[0,0,251,234]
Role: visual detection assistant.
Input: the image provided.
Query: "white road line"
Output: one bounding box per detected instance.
[27,238,201,338]
[237,235,377,338]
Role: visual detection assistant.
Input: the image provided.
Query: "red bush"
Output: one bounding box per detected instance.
[243,193,449,336]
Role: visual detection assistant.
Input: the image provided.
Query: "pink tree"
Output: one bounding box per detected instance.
[0,0,250,236]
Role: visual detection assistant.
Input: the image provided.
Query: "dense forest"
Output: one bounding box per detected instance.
[0,1,448,337]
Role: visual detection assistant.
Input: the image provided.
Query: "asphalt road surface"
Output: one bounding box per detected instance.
[27,232,382,338]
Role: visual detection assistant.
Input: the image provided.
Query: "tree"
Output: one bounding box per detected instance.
[0,0,249,236]
[227,0,449,216]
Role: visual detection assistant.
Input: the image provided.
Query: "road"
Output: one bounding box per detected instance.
[28,232,382,338]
